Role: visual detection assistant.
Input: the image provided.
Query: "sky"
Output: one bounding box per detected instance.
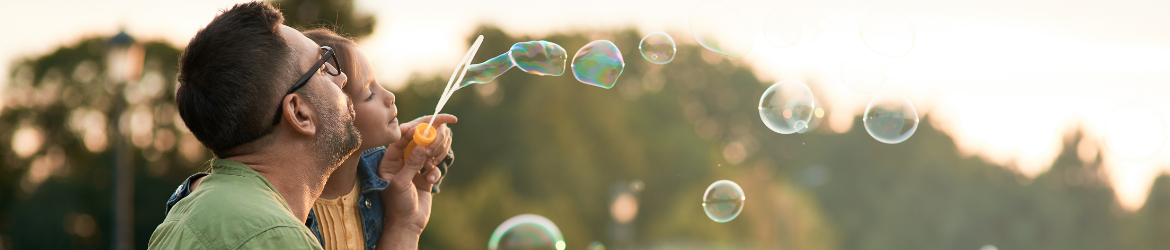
[3,0,1170,210]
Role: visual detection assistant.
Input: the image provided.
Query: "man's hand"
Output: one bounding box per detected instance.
[375,114,456,250]
[395,114,455,173]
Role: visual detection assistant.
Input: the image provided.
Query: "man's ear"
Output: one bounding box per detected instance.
[280,93,317,137]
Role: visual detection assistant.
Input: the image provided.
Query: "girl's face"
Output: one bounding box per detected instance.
[344,48,401,150]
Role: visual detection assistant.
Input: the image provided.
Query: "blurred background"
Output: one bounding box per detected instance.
[3,0,1170,249]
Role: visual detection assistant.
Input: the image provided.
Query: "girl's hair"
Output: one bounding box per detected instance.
[302,29,363,93]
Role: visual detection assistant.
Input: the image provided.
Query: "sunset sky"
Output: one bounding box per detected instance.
[3,0,1170,210]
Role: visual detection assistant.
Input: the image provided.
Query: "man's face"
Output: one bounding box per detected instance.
[279,25,360,168]
[280,25,350,119]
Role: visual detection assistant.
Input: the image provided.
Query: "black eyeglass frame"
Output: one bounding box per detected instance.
[270,46,342,126]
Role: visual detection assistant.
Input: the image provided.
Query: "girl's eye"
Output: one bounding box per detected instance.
[365,90,375,101]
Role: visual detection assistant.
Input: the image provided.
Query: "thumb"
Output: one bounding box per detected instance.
[396,145,431,187]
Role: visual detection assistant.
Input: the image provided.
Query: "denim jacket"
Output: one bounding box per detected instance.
[164,146,453,250]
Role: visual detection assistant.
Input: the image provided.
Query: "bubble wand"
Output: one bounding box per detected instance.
[404,35,483,162]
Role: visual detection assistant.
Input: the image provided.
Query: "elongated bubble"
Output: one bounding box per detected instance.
[689,0,753,57]
[758,81,815,134]
[571,40,625,89]
[488,214,566,250]
[459,52,514,88]
[863,92,919,144]
[702,180,745,223]
[639,32,676,64]
[509,41,567,76]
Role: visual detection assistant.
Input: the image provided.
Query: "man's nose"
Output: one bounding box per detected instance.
[334,71,348,89]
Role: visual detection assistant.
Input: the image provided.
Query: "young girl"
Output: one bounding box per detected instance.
[303,29,457,250]
[165,29,457,250]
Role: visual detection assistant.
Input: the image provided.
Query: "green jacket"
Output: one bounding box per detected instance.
[148,159,322,250]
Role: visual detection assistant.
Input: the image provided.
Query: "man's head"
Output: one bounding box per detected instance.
[175,2,359,167]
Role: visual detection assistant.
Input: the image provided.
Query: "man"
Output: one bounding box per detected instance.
[148,2,444,249]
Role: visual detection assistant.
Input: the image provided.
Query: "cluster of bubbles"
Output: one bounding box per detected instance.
[488,214,567,250]
[729,1,919,144]
[471,3,921,246]
[457,40,630,90]
[703,180,746,223]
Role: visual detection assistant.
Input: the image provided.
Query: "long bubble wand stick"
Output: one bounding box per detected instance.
[405,35,483,162]
[428,35,483,131]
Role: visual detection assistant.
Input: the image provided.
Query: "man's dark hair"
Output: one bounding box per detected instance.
[175,2,298,156]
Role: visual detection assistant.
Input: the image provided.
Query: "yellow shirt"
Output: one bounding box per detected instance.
[312,181,365,250]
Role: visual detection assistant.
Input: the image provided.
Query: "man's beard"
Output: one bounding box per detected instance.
[307,92,361,171]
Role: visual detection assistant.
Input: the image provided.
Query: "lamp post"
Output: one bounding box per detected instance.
[107,30,142,250]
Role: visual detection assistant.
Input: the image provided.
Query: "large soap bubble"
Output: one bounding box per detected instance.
[509,40,567,76]
[689,0,753,57]
[488,214,566,250]
[571,40,625,89]
[863,92,919,144]
[703,180,745,223]
[758,81,816,134]
[639,32,676,64]
[860,7,916,58]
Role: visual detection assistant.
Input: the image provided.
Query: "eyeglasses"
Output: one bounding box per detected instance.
[271,46,342,126]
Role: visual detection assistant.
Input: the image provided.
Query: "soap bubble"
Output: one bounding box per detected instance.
[1104,101,1167,160]
[460,52,515,88]
[689,0,753,57]
[571,40,625,89]
[863,92,919,144]
[639,32,676,64]
[839,55,887,93]
[860,7,916,58]
[510,41,567,76]
[758,81,816,134]
[702,180,745,223]
[488,214,566,250]
[797,97,824,134]
[763,8,803,48]
[587,241,606,250]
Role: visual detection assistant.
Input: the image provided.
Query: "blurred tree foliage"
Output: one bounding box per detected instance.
[273,0,376,39]
[5,1,1170,249]
[0,36,207,249]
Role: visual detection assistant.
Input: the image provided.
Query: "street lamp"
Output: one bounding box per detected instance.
[106,30,143,250]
